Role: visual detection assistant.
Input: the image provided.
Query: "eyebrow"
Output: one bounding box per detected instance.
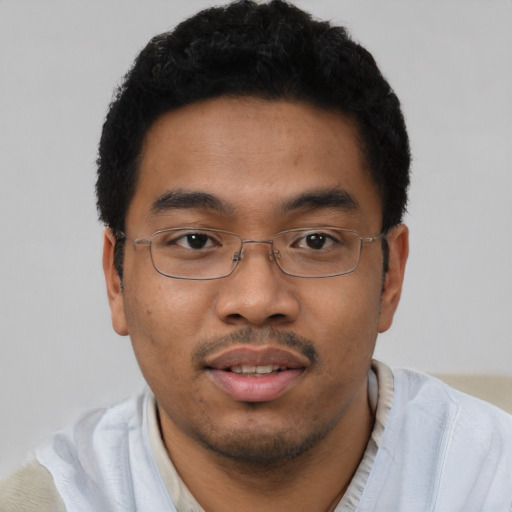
[150,187,358,218]
[151,189,234,215]
[280,188,359,214]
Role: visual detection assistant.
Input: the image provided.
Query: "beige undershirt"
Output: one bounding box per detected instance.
[0,459,66,512]
[148,360,394,512]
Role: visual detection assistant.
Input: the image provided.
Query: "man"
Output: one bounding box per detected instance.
[1,1,511,510]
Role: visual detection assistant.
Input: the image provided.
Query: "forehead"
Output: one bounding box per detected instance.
[127,97,381,233]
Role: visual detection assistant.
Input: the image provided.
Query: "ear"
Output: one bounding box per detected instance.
[378,224,409,333]
[103,228,129,336]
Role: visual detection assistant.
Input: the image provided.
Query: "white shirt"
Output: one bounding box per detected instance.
[1,361,511,511]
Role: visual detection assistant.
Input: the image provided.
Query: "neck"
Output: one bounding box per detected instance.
[159,383,374,512]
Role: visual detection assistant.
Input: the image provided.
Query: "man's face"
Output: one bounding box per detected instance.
[104,97,407,463]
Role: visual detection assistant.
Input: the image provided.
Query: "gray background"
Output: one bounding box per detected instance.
[1,0,511,477]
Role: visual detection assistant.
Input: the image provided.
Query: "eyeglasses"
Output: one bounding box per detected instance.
[124,227,385,280]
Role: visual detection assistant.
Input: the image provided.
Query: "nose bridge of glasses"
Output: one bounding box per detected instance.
[232,239,276,262]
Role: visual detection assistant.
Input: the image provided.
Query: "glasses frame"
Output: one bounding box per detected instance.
[123,227,386,280]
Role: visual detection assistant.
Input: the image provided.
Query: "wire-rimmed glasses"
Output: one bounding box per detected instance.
[124,227,385,280]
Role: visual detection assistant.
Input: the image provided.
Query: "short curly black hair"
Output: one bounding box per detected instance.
[96,0,410,276]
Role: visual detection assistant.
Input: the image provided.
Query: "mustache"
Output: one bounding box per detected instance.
[192,327,319,366]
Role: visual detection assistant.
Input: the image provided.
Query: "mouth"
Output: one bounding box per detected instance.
[204,347,309,403]
[228,364,290,376]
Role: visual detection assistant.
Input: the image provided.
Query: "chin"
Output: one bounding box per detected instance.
[192,417,337,469]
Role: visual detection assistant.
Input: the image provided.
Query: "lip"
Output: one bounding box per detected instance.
[204,346,309,403]
[205,346,311,370]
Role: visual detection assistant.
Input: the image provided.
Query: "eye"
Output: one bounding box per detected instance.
[157,231,221,251]
[174,232,217,250]
[295,232,337,250]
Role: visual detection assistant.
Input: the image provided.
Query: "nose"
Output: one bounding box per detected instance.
[215,241,300,326]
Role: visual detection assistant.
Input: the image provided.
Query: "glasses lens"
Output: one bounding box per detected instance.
[150,229,241,279]
[273,228,362,277]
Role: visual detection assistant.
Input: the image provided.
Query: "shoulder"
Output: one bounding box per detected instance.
[384,367,512,507]
[0,458,65,512]
[35,389,150,478]
[390,367,512,457]
[1,390,162,512]
[391,367,512,434]
[30,390,172,511]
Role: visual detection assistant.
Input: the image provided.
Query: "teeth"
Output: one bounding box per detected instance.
[256,364,274,374]
[230,364,285,376]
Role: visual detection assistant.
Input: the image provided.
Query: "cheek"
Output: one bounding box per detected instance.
[300,275,382,354]
[121,278,217,385]
[125,278,214,338]
[313,273,381,319]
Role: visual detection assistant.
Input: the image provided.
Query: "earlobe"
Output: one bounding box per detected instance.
[378,224,409,333]
[103,228,129,336]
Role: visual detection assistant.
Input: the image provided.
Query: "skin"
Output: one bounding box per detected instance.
[103,97,408,511]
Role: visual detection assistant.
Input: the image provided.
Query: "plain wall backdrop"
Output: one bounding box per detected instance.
[1,0,511,477]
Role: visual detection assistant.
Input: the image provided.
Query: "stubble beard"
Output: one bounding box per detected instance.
[191,407,344,473]
[185,326,347,472]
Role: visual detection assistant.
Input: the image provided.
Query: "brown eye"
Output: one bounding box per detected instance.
[294,232,336,251]
[165,232,218,250]
[183,233,210,249]
[305,233,328,250]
